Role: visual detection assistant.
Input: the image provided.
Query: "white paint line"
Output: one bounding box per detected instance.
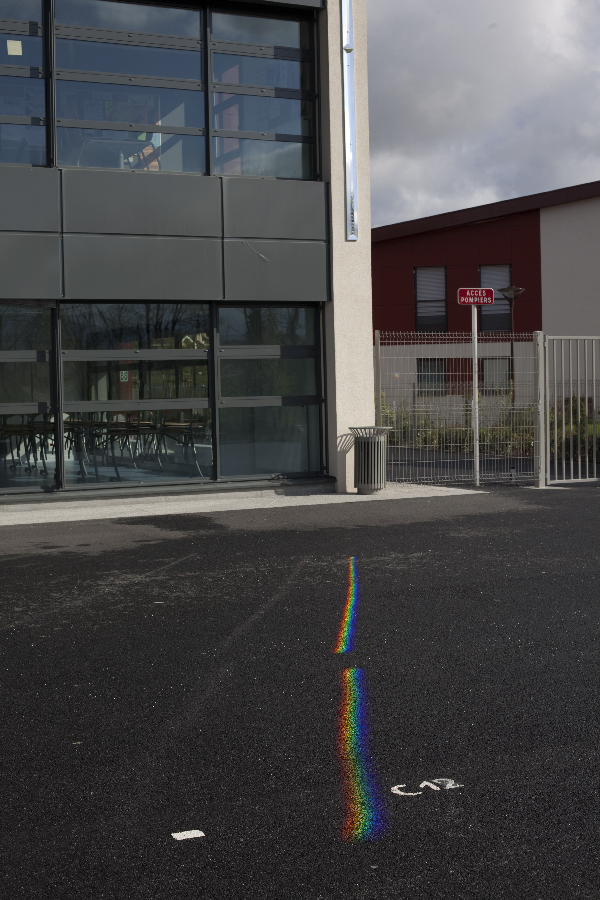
[171,830,205,840]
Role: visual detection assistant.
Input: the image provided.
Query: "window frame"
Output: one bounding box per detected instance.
[0,1,320,178]
[479,263,512,333]
[414,266,448,333]
[0,11,47,160]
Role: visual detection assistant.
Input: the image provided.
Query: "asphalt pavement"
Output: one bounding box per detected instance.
[2,485,599,899]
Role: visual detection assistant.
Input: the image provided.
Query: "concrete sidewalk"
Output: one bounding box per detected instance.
[0,482,483,526]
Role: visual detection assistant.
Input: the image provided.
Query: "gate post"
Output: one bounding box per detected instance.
[533,331,545,488]
[374,330,382,426]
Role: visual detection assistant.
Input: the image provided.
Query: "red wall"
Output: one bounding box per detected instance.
[371,210,543,333]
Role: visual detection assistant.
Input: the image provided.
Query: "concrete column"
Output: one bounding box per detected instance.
[319,0,374,493]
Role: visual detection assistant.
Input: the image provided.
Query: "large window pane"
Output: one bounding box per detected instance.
[213,53,308,90]
[211,13,308,49]
[0,1,41,20]
[56,40,202,80]
[212,93,311,136]
[0,123,45,164]
[61,303,210,351]
[0,362,49,403]
[57,81,204,128]
[0,34,42,67]
[0,303,53,493]
[0,303,51,350]
[213,136,311,178]
[221,358,316,397]
[64,360,208,402]
[1,413,56,491]
[63,408,212,485]
[219,405,320,476]
[55,0,201,37]
[57,127,205,173]
[0,75,44,117]
[218,307,315,345]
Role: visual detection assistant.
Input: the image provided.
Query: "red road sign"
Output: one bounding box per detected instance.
[457,288,494,305]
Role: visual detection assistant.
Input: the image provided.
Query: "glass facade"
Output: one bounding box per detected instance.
[0,1,317,178]
[0,302,322,493]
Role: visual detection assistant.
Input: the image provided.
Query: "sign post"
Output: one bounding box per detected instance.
[457,288,494,486]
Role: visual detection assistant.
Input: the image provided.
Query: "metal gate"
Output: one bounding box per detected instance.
[375,331,540,486]
[545,337,600,483]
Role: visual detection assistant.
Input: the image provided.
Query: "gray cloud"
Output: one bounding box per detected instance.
[367,0,600,225]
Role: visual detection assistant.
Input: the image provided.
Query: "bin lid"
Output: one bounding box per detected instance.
[349,426,392,437]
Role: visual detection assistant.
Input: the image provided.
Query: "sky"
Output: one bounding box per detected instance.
[367,0,600,227]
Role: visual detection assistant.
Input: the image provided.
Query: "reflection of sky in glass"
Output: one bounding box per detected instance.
[55,0,200,36]
[334,556,358,653]
[338,668,385,842]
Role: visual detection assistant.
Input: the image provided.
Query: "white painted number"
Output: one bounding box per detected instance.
[391,784,422,796]
[391,778,463,797]
[432,778,463,790]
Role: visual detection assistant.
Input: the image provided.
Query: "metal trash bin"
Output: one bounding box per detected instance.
[349,426,391,494]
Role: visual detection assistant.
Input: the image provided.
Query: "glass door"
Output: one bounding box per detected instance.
[59,302,213,485]
[215,306,322,477]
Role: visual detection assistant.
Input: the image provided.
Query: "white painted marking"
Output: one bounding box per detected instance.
[433,778,464,790]
[391,784,422,796]
[392,778,464,796]
[171,830,205,840]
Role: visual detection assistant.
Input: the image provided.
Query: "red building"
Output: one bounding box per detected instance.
[371,181,600,335]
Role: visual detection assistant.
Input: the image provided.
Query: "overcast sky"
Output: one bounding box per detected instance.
[367,0,600,226]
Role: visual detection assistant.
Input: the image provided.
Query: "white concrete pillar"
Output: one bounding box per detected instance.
[319,0,374,493]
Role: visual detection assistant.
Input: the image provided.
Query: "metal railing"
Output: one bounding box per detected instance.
[545,337,600,483]
[375,331,538,485]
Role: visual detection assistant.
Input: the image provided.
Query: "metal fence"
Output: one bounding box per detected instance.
[545,337,600,483]
[375,331,539,485]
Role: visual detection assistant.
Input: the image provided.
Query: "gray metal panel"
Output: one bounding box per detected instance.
[223,178,327,240]
[64,235,222,299]
[0,233,61,298]
[224,239,327,302]
[62,170,222,237]
[0,166,60,232]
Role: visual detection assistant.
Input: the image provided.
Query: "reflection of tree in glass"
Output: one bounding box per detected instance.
[219,306,314,345]
[60,303,210,349]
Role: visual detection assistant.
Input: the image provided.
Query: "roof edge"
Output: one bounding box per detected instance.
[372,179,600,242]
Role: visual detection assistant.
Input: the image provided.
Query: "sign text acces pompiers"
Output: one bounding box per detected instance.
[457,288,494,305]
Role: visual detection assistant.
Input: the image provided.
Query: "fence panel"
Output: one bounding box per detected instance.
[545,337,600,483]
[377,332,536,485]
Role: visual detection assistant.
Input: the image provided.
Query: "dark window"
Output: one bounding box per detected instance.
[212,53,308,90]
[211,12,308,48]
[0,34,43,67]
[54,0,201,36]
[218,307,315,345]
[0,301,322,492]
[417,358,446,395]
[0,0,42,18]
[56,39,202,80]
[0,0,46,166]
[479,264,511,331]
[46,3,318,179]
[0,122,45,163]
[56,80,204,127]
[415,267,447,332]
[209,9,315,180]
[212,93,311,135]
[56,128,205,172]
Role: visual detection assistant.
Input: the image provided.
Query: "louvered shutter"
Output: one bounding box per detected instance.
[415,267,446,331]
[480,265,511,330]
